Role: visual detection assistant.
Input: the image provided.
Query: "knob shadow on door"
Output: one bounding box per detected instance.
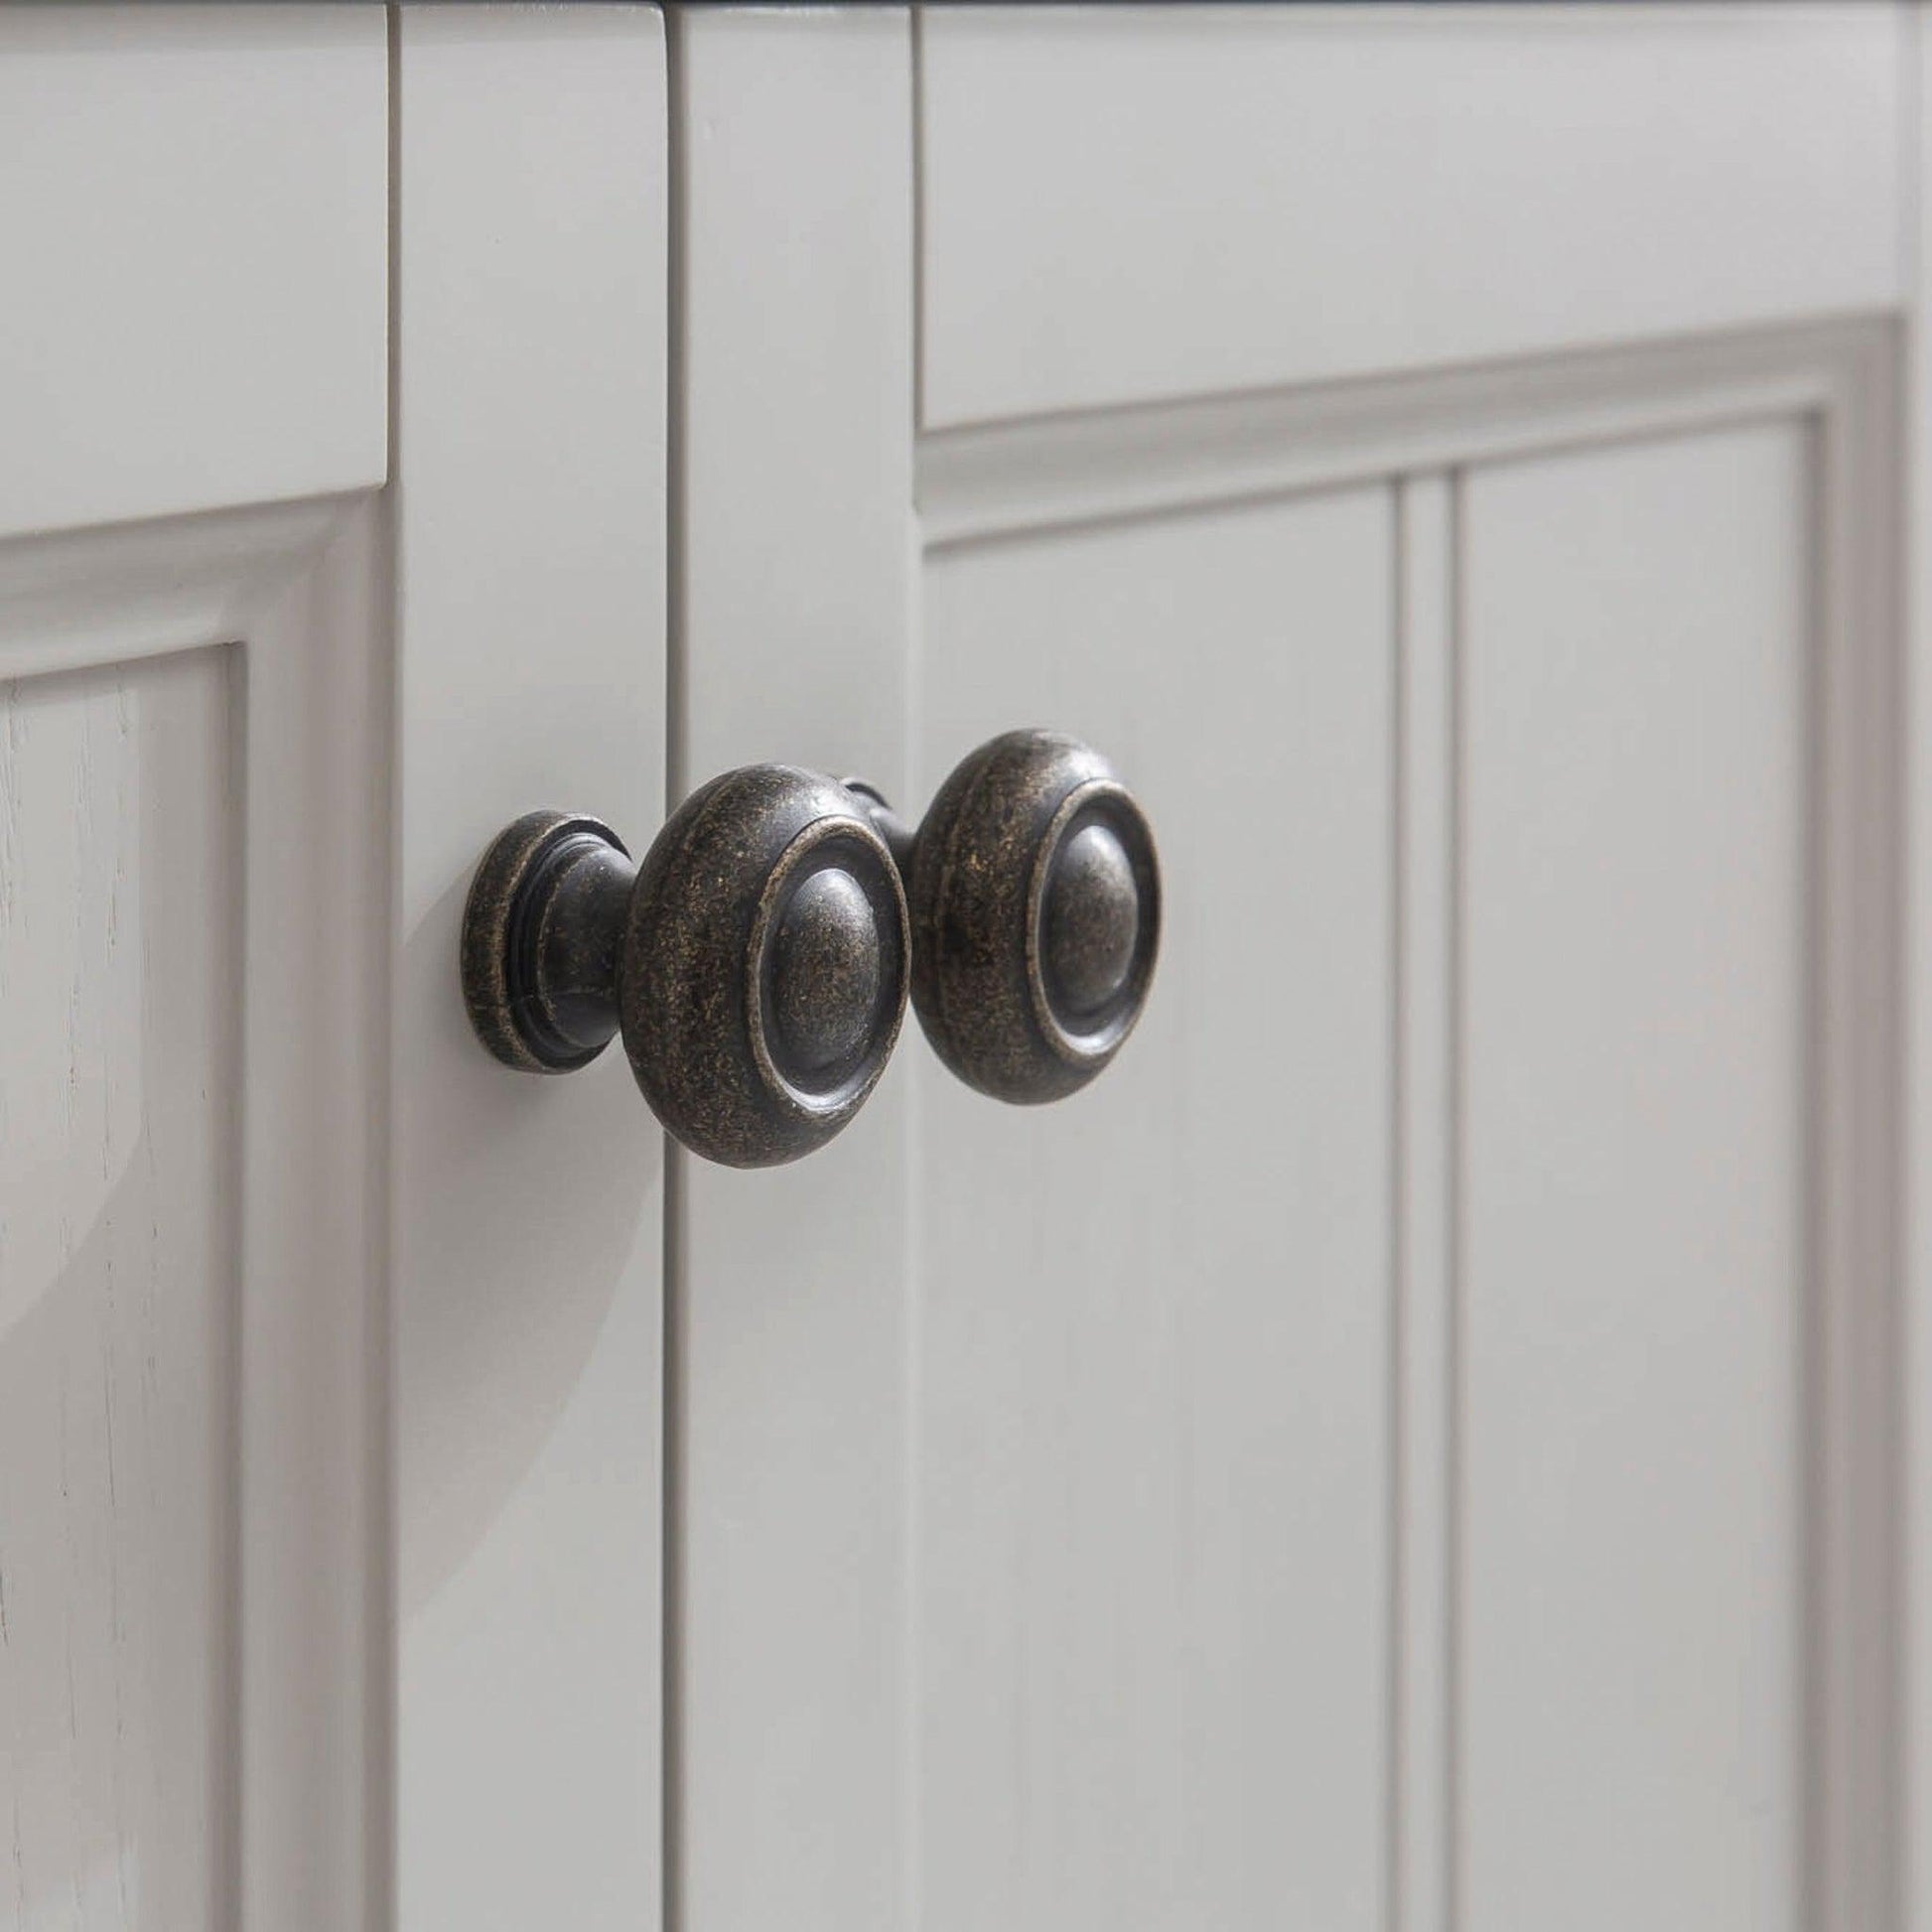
[848,729,1161,1105]
[461,766,909,1168]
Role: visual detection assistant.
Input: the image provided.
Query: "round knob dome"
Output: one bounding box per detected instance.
[1042,821,1140,1018]
[769,865,886,1073]
[621,765,909,1167]
[906,730,1159,1104]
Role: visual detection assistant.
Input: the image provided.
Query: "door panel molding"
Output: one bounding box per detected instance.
[923,318,1901,1931]
[918,319,1893,551]
[0,490,389,1929]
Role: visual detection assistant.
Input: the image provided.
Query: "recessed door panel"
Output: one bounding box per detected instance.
[916,489,1395,1929]
[0,651,237,1928]
[1459,425,1809,1927]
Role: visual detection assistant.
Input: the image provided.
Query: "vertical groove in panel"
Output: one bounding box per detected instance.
[1389,481,1405,1932]
[1813,332,1906,1932]
[369,22,402,1931]
[1803,404,1829,1932]
[1392,475,1455,1932]
[900,570,925,1932]
[910,4,928,438]
[219,648,248,1932]
[662,1131,688,1932]
[663,14,691,1932]
[664,5,691,820]
[1900,18,1932,1932]
[904,40,929,1931]
[901,446,927,1932]
[1906,19,1932,1932]
[1445,473,1465,1932]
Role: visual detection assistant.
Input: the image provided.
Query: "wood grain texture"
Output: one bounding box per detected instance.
[1458,427,1809,1929]
[390,9,667,1928]
[0,652,237,1931]
[0,5,386,539]
[0,473,389,1932]
[919,4,1904,429]
[915,488,1395,1932]
[681,8,1908,1927]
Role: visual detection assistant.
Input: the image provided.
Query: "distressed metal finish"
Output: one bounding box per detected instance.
[461,770,909,1167]
[623,766,907,1167]
[461,809,631,1073]
[850,730,1160,1103]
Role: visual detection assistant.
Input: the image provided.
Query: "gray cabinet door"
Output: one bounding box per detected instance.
[672,10,1912,1932]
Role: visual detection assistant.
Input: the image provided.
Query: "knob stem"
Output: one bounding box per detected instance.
[463,776,911,1165]
[840,777,917,883]
[526,830,635,1062]
[463,810,635,1073]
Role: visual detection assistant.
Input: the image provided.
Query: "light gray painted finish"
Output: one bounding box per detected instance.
[0,653,237,1929]
[677,12,1909,1932]
[917,491,1396,1928]
[0,4,386,538]
[919,4,1903,427]
[1459,427,1810,1927]
[672,12,916,1929]
[0,495,391,1932]
[0,7,670,1925]
[390,10,668,1928]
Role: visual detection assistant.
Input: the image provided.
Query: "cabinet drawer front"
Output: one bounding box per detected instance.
[921,3,1903,428]
[0,5,387,537]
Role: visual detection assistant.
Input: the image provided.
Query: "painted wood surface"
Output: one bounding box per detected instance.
[0,5,386,540]
[676,11,1908,1931]
[919,3,1904,427]
[0,8,1923,1932]
[1459,427,1809,1927]
[672,12,915,1928]
[390,10,667,1930]
[918,490,1396,1929]
[0,489,391,1932]
[1,7,668,1927]
[0,653,237,1929]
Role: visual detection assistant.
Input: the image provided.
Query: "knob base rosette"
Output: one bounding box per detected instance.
[462,809,633,1075]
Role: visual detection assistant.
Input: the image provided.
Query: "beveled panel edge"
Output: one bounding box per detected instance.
[917,315,1892,554]
[0,492,371,678]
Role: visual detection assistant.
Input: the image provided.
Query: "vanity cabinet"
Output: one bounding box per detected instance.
[1,8,1926,1930]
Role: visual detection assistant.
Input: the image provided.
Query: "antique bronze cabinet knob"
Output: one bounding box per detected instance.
[462,767,909,1168]
[849,730,1160,1104]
